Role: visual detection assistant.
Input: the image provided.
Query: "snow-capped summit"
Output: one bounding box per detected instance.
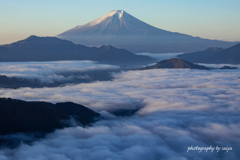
[58,10,236,53]
[75,10,125,28]
[58,10,162,37]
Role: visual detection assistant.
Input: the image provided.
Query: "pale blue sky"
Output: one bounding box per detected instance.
[0,0,240,44]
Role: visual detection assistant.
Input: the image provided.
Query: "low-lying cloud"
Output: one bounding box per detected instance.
[0,69,239,113]
[0,60,119,83]
[0,68,239,159]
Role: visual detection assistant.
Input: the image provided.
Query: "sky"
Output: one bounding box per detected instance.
[0,0,240,44]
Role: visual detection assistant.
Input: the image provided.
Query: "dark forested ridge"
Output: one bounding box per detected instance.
[0,98,100,135]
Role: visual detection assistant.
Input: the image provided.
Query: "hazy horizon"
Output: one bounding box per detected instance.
[1,0,240,45]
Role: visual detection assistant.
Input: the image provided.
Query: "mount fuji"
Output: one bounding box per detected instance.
[58,10,236,53]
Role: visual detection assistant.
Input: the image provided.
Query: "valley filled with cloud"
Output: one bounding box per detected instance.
[0,61,119,84]
[0,63,239,160]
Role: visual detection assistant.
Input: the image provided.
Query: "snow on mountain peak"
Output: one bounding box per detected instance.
[58,10,158,37]
[109,10,124,16]
[75,10,127,28]
[57,10,235,53]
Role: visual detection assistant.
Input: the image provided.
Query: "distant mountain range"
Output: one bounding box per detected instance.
[58,10,237,53]
[0,35,154,65]
[178,43,240,64]
[139,58,210,70]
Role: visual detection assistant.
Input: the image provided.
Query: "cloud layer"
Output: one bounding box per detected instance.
[0,61,119,83]
[0,68,240,159]
[1,111,239,160]
[0,69,239,113]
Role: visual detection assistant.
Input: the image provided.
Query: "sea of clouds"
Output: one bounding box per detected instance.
[0,66,240,160]
[0,60,119,83]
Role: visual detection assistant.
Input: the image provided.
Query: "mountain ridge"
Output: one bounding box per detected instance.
[178,43,240,64]
[0,35,154,65]
[139,58,210,70]
[0,97,100,148]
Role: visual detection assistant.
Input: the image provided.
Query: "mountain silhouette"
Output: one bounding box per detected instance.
[0,98,100,135]
[58,10,236,53]
[0,97,100,148]
[178,43,240,64]
[220,66,238,69]
[139,58,210,70]
[0,35,154,65]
